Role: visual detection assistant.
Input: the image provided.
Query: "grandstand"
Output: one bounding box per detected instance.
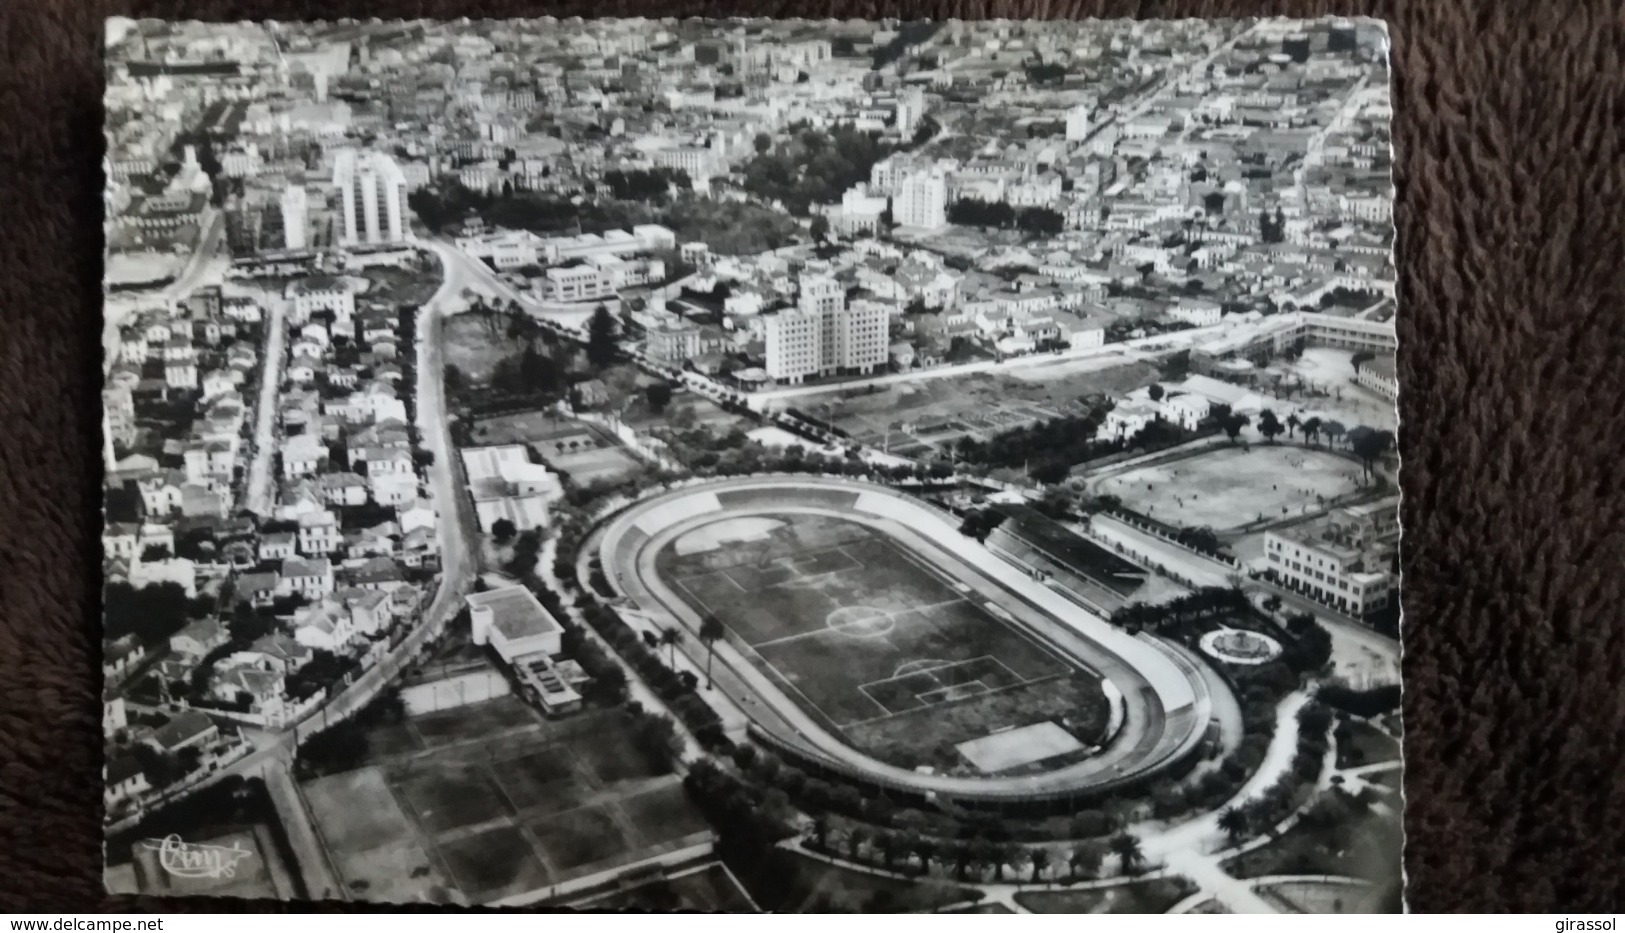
[986,504,1148,613]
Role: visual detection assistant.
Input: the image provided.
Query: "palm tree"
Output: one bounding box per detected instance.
[698,614,726,689]
[1068,842,1104,881]
[876,830,902,870]
[1110,832,1146,876]
[1286,412,1301,438]
[807,814,831,851]
[846,826,870,862]
[904,832,933,876]
[657,625,684,668]
[1218,807,1249,847]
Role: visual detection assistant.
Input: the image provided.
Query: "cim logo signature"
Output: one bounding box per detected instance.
[141,834,253,880]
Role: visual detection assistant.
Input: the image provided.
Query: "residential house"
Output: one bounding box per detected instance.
[297,510,342,556]
[259,532,297,561]
[345,521,398,558]
[370,471,418,507]
[105,755,152,808]
[291,602,355,652]
[352,556,408,594]
[246,633,315,673]
[280,557,334,599]
[336,587,392,638]
[396,500,435,536]
[104,634,147,684]
[169,617,228,660]
[103,523,140,561]
[144,710,221,756]
[281,434,328,480]
[235,571,280,609]
[138,471,186,516]
[210,666,289,726]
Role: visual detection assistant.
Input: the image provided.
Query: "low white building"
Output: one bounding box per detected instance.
[467,585,564,663]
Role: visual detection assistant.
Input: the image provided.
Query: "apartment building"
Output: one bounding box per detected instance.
[334,149,409,246]
[893,168,949,229]
[765,275,889,383]
[1264,502,1397,617]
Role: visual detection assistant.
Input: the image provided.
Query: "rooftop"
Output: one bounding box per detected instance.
[466,585,563,642]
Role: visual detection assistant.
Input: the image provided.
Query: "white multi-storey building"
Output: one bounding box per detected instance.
[893,168,948,229]
[280,184,308,250]
[765,309,821,383]
[765,275,889,383]
[1264,501,1398,618]
[333,149,409,246]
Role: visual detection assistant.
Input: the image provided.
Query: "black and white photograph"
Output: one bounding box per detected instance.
[99,16,1404,912]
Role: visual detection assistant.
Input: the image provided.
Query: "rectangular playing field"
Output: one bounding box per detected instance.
[301,701,715,906]
[1096,445,1363,531]
[657,514,1110,769]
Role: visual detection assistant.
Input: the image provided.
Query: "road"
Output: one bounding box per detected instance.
[143,244,481,806]
[1076,22,1258,144]
[746,327,1219,404]
[243,292,289,516]
[423,237,596,331]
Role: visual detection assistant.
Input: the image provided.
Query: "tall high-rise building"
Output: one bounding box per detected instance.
[333,149,409,246]
[280,183,308,250]
[1065,102,1095,141]
[765,275,890,383]
[893,168,949,229]
[896,86,926,138]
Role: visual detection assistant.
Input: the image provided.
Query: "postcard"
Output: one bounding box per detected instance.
[101,17,1403,912]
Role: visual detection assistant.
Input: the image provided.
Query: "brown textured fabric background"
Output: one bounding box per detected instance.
[2,0,1623,914]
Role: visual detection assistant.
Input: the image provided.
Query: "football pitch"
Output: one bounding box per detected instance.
[656,513,1110,771]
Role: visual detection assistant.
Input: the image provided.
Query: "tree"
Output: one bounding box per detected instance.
[1110,832,1146,875]
[1299,416,1322,446]
[1351,350,1375,373]
[753,132,773,154]
[444,364,465,392]
[1221,411,1249,443]
[846,826,870,861]
[644,382,674,415]
[491,518,517,545]
[587,304,619,369]
[1348,426,1395,482]
[809,214,830,240]
[1029,847,1051,882]
[1322,419,1347,449]
[1147,383,1165,402]
[1068,842,1104,881]
[1258,409,1284,444]
[658,625,684,669]
[1286,412,1302,439]
[698,614,726,688]
[1218,807,1250,847]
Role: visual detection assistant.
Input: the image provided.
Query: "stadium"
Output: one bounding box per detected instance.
[593,476,1216,810]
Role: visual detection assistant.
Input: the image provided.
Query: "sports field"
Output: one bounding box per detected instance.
[655,513,1110,772]
[302,700,714,906]
[1096,446,1363,531]
[471,411,643,485]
